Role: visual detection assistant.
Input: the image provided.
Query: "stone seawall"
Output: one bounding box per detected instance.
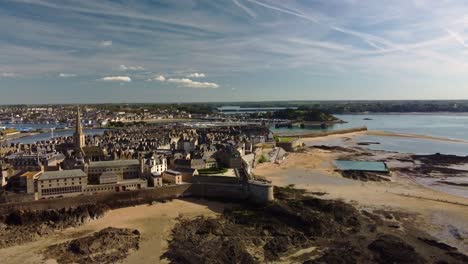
[0,182,274,214]
[0,185,191,214]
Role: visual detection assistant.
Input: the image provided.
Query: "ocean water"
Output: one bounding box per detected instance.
[272,114,468,156]
[5,128,106,144]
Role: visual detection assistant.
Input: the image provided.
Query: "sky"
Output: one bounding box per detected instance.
[2,0,468,104]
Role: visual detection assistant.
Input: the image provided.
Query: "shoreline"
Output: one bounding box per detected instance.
[254,133,468,253]
[366,130,468,144]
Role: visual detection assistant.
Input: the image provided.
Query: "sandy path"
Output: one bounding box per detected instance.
[0,199,229,264]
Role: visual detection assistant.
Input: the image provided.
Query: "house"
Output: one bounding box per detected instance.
[149,172,163,187]
[173,167,199,182]
[162,170,182,185]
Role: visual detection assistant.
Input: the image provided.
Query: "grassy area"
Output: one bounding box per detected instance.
[0,128,18,136]
[276,136,297,143]
[198,167,228,175]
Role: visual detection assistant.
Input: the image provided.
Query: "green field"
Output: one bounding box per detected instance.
[276,136,296,143]
[198,167,228,175]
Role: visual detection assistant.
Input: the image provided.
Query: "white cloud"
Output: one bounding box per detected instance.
[0,72,18,77]
[99,40,112,47]
[100,76,131,82]
[167,78,219,88]
[154,75,166,81]
[146,75,166,82]
[446,29,468,48]
[186,72,206,78]
[119,64,145,71]
[59,73,77,77]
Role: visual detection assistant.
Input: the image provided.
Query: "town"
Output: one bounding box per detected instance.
[0,105,277,203]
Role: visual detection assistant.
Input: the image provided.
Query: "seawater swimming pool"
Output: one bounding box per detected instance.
[335,160,388,172]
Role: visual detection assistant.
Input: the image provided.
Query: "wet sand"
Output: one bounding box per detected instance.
[367,130,468,143]
[254,139,468,253]
[0,199,229,264]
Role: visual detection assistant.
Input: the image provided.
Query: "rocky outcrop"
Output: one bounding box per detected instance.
[0,204,109,249]
[162,186,468,264]
[44,227,140,264]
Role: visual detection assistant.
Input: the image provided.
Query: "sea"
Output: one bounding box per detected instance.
[3,125,106,145]
[271,113,468,156]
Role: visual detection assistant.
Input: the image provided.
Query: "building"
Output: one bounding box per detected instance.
[7,171,40,194]
[216,148,242,168]
[37,169,87,199]
[162,170,182,185]
[85,178,147,193]
[86,159,143,184]
[6,152,64,172]
[146,155,167,175]
[74,106,86,155]
[148,172,163,187]
[173,167,199,182]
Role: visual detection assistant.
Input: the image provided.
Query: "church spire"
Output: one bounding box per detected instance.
[74,106,85,154]
[76,106,83,135]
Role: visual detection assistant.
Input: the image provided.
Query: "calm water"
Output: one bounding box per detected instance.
[5,127,106,144]
[273,114,468,156]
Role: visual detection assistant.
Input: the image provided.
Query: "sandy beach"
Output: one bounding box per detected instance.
[0,199,230,264]
[254,133,468,253]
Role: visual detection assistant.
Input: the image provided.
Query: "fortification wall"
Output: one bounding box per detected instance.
[0,181,274,214]
[187,183,247,201]
[0,184,191,214]
[188,176,241,185]
[247,181,274,204]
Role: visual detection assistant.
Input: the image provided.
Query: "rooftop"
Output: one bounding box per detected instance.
[20,171,41,179]
[39,169,87,180]
[89,159,140,168]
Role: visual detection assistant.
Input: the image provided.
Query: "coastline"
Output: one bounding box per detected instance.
[254,140,468,253]
[366,130,468,143]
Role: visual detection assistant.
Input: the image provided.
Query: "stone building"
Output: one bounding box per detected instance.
[37,169,87,199]
[86,159,144,184]
[162,170,182,185]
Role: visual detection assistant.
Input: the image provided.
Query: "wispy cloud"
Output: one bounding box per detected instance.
[167,78,219,88]
[232,0,257,18]
[446,29,468,48]
[4,0,468,102]
[99,40,112,47]
[100,76,131,82]
[186,72,206,78]
[119,64,144,71]
[59,73,77,77]
[0,72,18,78]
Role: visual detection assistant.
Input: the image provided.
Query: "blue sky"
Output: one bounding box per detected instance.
[2,0,468,104]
